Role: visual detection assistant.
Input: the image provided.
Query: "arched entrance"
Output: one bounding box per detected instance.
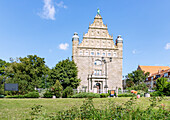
[96,83,100,93]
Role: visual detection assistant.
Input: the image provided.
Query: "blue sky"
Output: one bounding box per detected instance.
[0,0,170,76]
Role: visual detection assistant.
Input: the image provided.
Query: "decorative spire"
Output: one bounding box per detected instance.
[97,8,100,15]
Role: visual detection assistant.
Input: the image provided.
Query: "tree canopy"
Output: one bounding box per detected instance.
[5,55,49,94]
[1,56,80,95]
[50,58,81,89]
[126,70,149,87]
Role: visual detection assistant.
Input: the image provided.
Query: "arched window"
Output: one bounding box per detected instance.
[94,60,102,65]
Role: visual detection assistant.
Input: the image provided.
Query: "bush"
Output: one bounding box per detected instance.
[127,83,148,93]
[5,95,25,98]
[24,91,39,98]
[100,93,109,98]
[62,86,73,98]
[51,80,63,98]
[118,93,135,97]
[0,95,4,98]
[72,92,100,98]
[150,91,164,97]
[43,90,53,98]
[39,89,47,98]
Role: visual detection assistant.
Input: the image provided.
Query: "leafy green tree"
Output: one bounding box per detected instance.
[126,70,149,87]
[155,77,168,94]
[5,55,49,94]
[0,59,7,94]
[50,58,81,89]
[51,80,63,98]
[0,59,6,75]
[164,82,170,96]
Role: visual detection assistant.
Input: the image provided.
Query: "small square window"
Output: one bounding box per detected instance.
[91,52,94,56]
[85,51,89,56]
[103,53,105,56]
[79,51,83,55]
[97,52,100,56]
[108,53,111,56]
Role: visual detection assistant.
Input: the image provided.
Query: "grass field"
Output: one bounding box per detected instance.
[0,97,170,120]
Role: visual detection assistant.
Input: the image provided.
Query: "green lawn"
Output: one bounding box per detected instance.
[0,97,170,120]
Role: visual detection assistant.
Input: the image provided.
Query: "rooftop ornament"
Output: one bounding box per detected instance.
[97,8,100,15]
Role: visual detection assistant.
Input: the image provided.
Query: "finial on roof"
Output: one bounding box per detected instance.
[97,8,100,15]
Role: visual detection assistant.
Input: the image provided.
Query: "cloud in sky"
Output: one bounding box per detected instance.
[56,1,67,9]
[165,43,170,50]
[39,0,55,20]
[39,0,67,20]
[59,43,69,50]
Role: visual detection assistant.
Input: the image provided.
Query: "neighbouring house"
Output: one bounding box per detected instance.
[122,65,170,89]
[138,65,170,88]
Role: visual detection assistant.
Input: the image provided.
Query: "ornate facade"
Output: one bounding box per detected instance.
[72,11,123,93]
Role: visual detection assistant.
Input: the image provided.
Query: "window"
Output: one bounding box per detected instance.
[91,52,94,56]
[103,52,106,56]
[94,69,102,76]
[94,60,102,65]
[108,53,111,56]
[113,52,117,57]
[79,51,83,55]
[85,51,89,56]
[156,75,160,78]
[97,52,100,56]
[164,73,168,77]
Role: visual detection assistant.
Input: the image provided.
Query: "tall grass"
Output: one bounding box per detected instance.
[29,96,170,119]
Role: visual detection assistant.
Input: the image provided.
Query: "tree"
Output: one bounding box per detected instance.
[50,58,81,89]
[5,55,49,94]
[51,80,63,98]
[126,70,149,87]
[155,77,168,93]
[0,59,6,76]
[0,59,7,94]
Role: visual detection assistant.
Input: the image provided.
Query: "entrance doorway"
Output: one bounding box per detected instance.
[96,83,100,93]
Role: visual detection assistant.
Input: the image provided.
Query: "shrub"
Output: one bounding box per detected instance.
[5,95,25,98]
[150,91,164,97]
[72,92,100,98]
[0,95,4,98]
[118,93,135,97]
[127,83,148,93]
[62,86,73,98]
[100,93,109,98]
[39,89,47,98]
[24,91,39,98]
[51,80,63,98]
[43,90,53,98]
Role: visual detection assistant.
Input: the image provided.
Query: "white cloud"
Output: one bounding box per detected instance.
[165,43,170,50]
[132,49,136,54]
[38,0,67,20]
[56,1,67,9]
[59,43,69,50]
[39,0,56,20]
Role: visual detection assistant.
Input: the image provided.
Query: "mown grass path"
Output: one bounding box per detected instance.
[0,97,169,120]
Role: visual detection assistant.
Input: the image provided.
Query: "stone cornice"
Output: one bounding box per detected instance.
[88,26,108,30]
[77,46,118,50]
[73,55,123,59]
[83,36,113,40]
